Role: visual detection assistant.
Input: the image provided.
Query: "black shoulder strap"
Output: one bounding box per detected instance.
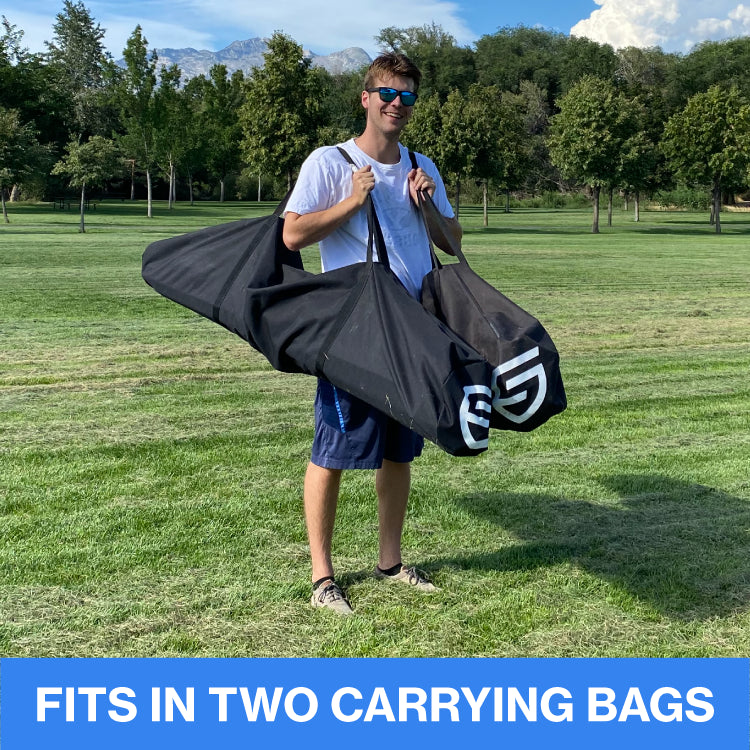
[336,146,390,271]
[408,151,418,170]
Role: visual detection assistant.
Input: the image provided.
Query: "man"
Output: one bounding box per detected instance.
[283,52,462,615]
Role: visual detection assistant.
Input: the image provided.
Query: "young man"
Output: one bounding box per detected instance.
[283,53,462,615]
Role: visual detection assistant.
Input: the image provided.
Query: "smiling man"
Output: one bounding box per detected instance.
[283,53,462,615]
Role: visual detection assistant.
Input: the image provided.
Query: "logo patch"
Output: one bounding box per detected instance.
[491,347,547,425]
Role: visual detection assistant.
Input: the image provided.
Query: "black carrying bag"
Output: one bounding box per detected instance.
[416,189,567,431]
[142,169,495,456]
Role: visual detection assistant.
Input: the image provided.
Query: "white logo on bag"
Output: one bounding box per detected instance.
[460,385,493,451]
[459,347,547,449]
[491,347,547,425]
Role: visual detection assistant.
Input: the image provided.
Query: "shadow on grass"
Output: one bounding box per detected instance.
[444,475,750,620]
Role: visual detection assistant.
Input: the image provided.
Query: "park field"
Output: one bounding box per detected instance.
[1,199,749,657]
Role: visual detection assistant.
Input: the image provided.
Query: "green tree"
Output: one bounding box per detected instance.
[200,65,245,202]
[117,25,158,216]
[153,63,185,208]
[240,32,322,191]
[548,76,641,233]
[475,26,565,108]
[376,23,475,99]
[0,106,47,221]
[662,85,750,234]
[559,36,617,94]
[2,17,70,174]
[51,135,121,232]
[45,1,117,140]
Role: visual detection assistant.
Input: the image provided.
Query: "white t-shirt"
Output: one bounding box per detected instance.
[285,138,454,299]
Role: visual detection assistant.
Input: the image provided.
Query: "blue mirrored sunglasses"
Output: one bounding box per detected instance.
[366,87,418,106]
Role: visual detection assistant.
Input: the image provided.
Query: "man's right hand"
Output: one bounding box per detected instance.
[351,164,375,206]
[283,165,376,252]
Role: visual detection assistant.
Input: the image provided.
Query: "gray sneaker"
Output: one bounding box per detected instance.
[311,580,354,615]
[374,565,438,592]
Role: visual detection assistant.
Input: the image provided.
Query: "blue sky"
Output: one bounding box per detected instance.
[4,0,750,58]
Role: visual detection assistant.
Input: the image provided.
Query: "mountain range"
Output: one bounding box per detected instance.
[131,38,372,81]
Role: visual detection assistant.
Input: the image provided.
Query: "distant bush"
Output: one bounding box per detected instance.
[511,191,591,209]
[654,187,711,211]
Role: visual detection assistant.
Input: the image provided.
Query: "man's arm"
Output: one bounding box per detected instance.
[424,210,462,257]
[282,165,374,252]
[408,167,462,256]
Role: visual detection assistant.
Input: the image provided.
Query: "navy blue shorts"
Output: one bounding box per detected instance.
[311,380,424,470]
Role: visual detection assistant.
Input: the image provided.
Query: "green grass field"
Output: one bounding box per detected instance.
[2,199,749,657]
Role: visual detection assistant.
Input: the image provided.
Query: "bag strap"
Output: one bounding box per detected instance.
[336,146,390,271]
[408,150,467,268]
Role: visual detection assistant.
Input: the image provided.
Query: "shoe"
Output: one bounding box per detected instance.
[311,579,354,615]
[374,564,438,592]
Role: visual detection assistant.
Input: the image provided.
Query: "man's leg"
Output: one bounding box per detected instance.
[304,461,342,583]
[375,459,411,570]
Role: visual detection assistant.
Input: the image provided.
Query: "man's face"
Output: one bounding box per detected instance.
[361,75,416,136]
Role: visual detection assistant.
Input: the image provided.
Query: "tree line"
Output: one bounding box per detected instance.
[3,2,750,232]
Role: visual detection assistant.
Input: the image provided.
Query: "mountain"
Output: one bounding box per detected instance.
[127,38,372,81]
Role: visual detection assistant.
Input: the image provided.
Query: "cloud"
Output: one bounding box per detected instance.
[571,0,750,52]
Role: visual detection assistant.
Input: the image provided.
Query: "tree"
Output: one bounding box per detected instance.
[117,25,158,216]
[45,1,116,140]
[376,23,475,99]
[662,85,750,234]
[51,135,121,231]
[153,62,185,208]
[240,32,322,191]
[475,26,565,108]
[200,65,245,202]
[547,76,641,233]
[0,106,47,221]
[405,85,523,223]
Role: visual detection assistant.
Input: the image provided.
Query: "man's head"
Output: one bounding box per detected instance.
[363,53,422,93]
[361,53,421,138]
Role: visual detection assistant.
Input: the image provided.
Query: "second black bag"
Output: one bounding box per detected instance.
[417,191,567,432]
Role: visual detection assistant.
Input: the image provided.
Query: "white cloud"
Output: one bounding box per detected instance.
[571,0,750,52]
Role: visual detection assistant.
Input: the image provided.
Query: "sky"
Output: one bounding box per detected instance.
[4,0,750,59]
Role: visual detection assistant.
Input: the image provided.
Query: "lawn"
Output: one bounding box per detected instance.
[1,199,749,657]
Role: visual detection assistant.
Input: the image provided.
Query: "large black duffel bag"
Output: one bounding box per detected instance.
[142,193,495,456]
[416,189,566,432]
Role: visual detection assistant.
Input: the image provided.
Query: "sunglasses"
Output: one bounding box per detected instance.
[366,87,418,106]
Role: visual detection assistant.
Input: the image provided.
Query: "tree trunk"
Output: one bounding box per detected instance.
[146,169,153,218]
[713,184,722,234]
[1,188,8,223]
[624,192,629,212]
[635,190,640,222]
[168,160,175,210]
[10,184,20,202]
[505,189,510,214]
[454,178,460,222]
[592,185,600,234]
[607,186,613,227]
[130,161,136,201]
[79,182,86,233]
[188,171,194,206]
[258,174,262,202]
[220,178,225,203]
[482,181,488,227]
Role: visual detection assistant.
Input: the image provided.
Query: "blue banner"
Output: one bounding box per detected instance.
[1,658,747,749]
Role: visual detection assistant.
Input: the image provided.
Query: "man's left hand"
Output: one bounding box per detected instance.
[408,168,435,203]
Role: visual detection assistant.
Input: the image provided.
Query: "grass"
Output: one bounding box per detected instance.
[1,199,750,657]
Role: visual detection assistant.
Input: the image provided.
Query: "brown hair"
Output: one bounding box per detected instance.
[364,52,422,92]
